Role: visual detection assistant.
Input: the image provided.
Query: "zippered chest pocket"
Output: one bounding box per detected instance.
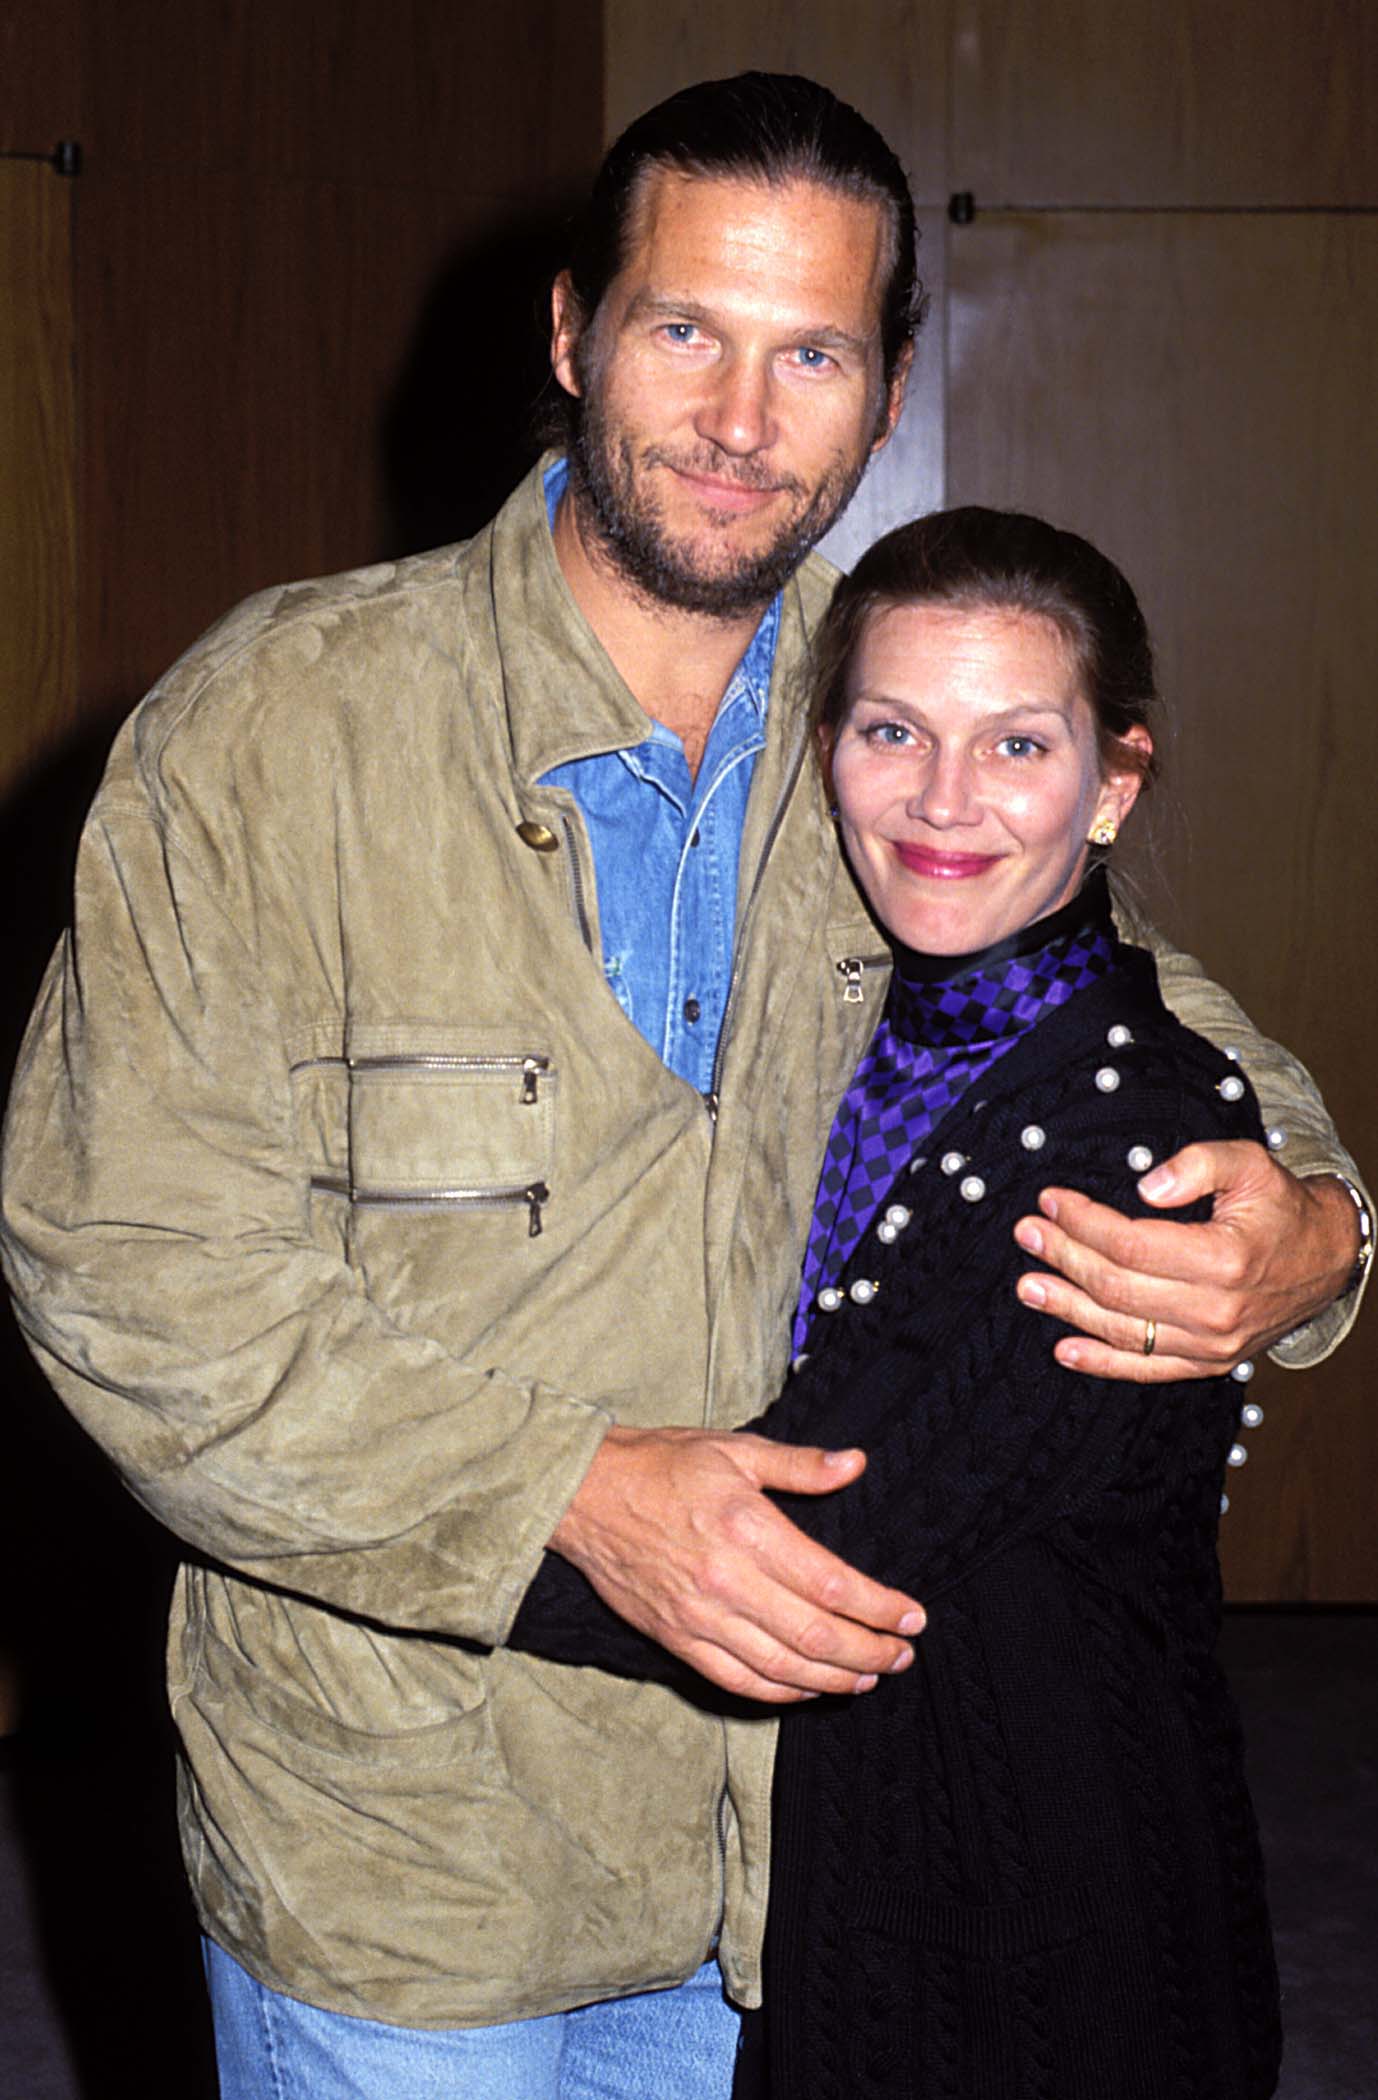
[345,1047,556,1235]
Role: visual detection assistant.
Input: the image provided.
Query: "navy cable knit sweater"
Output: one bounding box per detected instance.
[510,933,1281,2099]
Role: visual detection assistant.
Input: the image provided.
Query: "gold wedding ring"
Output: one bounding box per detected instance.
[1142,1318,1157,1358]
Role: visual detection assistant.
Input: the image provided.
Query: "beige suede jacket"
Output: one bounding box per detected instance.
[0,460,1365,2026]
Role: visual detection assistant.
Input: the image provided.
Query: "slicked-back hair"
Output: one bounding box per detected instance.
[814,507,1160,793]
[560,72,924,397]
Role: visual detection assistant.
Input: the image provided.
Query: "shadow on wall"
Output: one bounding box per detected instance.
[379,206,578,558]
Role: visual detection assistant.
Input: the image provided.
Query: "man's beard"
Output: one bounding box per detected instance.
[568,384,870,621]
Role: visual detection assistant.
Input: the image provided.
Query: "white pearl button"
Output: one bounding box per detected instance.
[1223,1045,1241,1062]
[1218,1075,1246,1102]
[791,1352,810,1373]
[1220,1492,1230,1514]
[959,1175,987,1203]
[885,1204,912,1229]
[877,1221,898,1244]
[1227,1443,1248,1467]
[817,1287,843,1313]
[849,1278,879,1305]
[1266,1126,1287,1151]
[1230,1360,1255,1383]
[1020,1125,1047,1151]
[1241,1402,1264,1429]
[1127,1145,1154,1173]
[941,1151,966,1176]
[1107,1024,1133,1048]
[1095,1067,1120,1093]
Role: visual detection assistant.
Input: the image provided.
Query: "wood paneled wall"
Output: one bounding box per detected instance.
[605,0,1378,1598]
[2,5,1373,1598]
[0,0,604,781]
[951,0,1378,208]
[949,212,1378,1599]
[0,165,76,790]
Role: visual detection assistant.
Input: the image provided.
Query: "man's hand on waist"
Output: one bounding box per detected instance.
[549,1425,925,1705]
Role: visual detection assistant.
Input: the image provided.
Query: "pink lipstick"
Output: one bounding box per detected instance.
[893,843,999,880]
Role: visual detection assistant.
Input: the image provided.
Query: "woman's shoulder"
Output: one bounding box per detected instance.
[932,944,1263,1214]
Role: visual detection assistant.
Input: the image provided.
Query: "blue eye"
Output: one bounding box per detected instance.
[792,346,832,370]
[997,734,1044,758]
[663,322,702,345]
[865,721,914,748]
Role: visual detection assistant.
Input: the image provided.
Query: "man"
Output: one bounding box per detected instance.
[1,72,1367,2099]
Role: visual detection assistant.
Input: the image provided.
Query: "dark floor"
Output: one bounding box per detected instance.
[1220,1611,1378,2099]
[0,1611,1374,2099]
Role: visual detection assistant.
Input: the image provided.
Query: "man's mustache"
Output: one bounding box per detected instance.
[640,444,807,500]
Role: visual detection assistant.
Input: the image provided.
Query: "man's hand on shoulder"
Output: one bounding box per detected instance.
[549,1425,925,1705]
[1011,1140,1362,1383]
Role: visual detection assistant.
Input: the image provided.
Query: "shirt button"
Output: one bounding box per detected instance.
[683,996,702,1024]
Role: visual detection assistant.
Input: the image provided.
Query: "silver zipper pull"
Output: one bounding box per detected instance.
[703,1090,720,1123]
[837,956,864,1004]
[526,1182,549,1237]
[521,1056,547,1105]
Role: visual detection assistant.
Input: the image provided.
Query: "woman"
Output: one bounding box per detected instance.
[512,507,1280,2098]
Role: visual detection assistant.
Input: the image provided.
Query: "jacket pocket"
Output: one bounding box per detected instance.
[192,1619,491,1772]
[320,1026,557,1235]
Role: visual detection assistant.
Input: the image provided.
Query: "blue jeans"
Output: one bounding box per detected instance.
[203,1939,741,2099]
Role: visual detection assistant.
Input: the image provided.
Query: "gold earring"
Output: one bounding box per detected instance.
[1089,818,1118,848]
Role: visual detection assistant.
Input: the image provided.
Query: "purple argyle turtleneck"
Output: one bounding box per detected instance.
[793,875,1116,1354]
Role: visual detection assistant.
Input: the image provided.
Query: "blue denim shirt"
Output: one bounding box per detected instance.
[541,460,780,1094]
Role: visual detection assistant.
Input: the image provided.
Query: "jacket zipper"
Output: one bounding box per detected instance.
[347,1052,550,1105]
[312,1174,550,1236]
[835,953,888,1003]
[709,1766,730,1959]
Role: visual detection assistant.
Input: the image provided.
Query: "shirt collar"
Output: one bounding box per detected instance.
[543,455,779,740]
